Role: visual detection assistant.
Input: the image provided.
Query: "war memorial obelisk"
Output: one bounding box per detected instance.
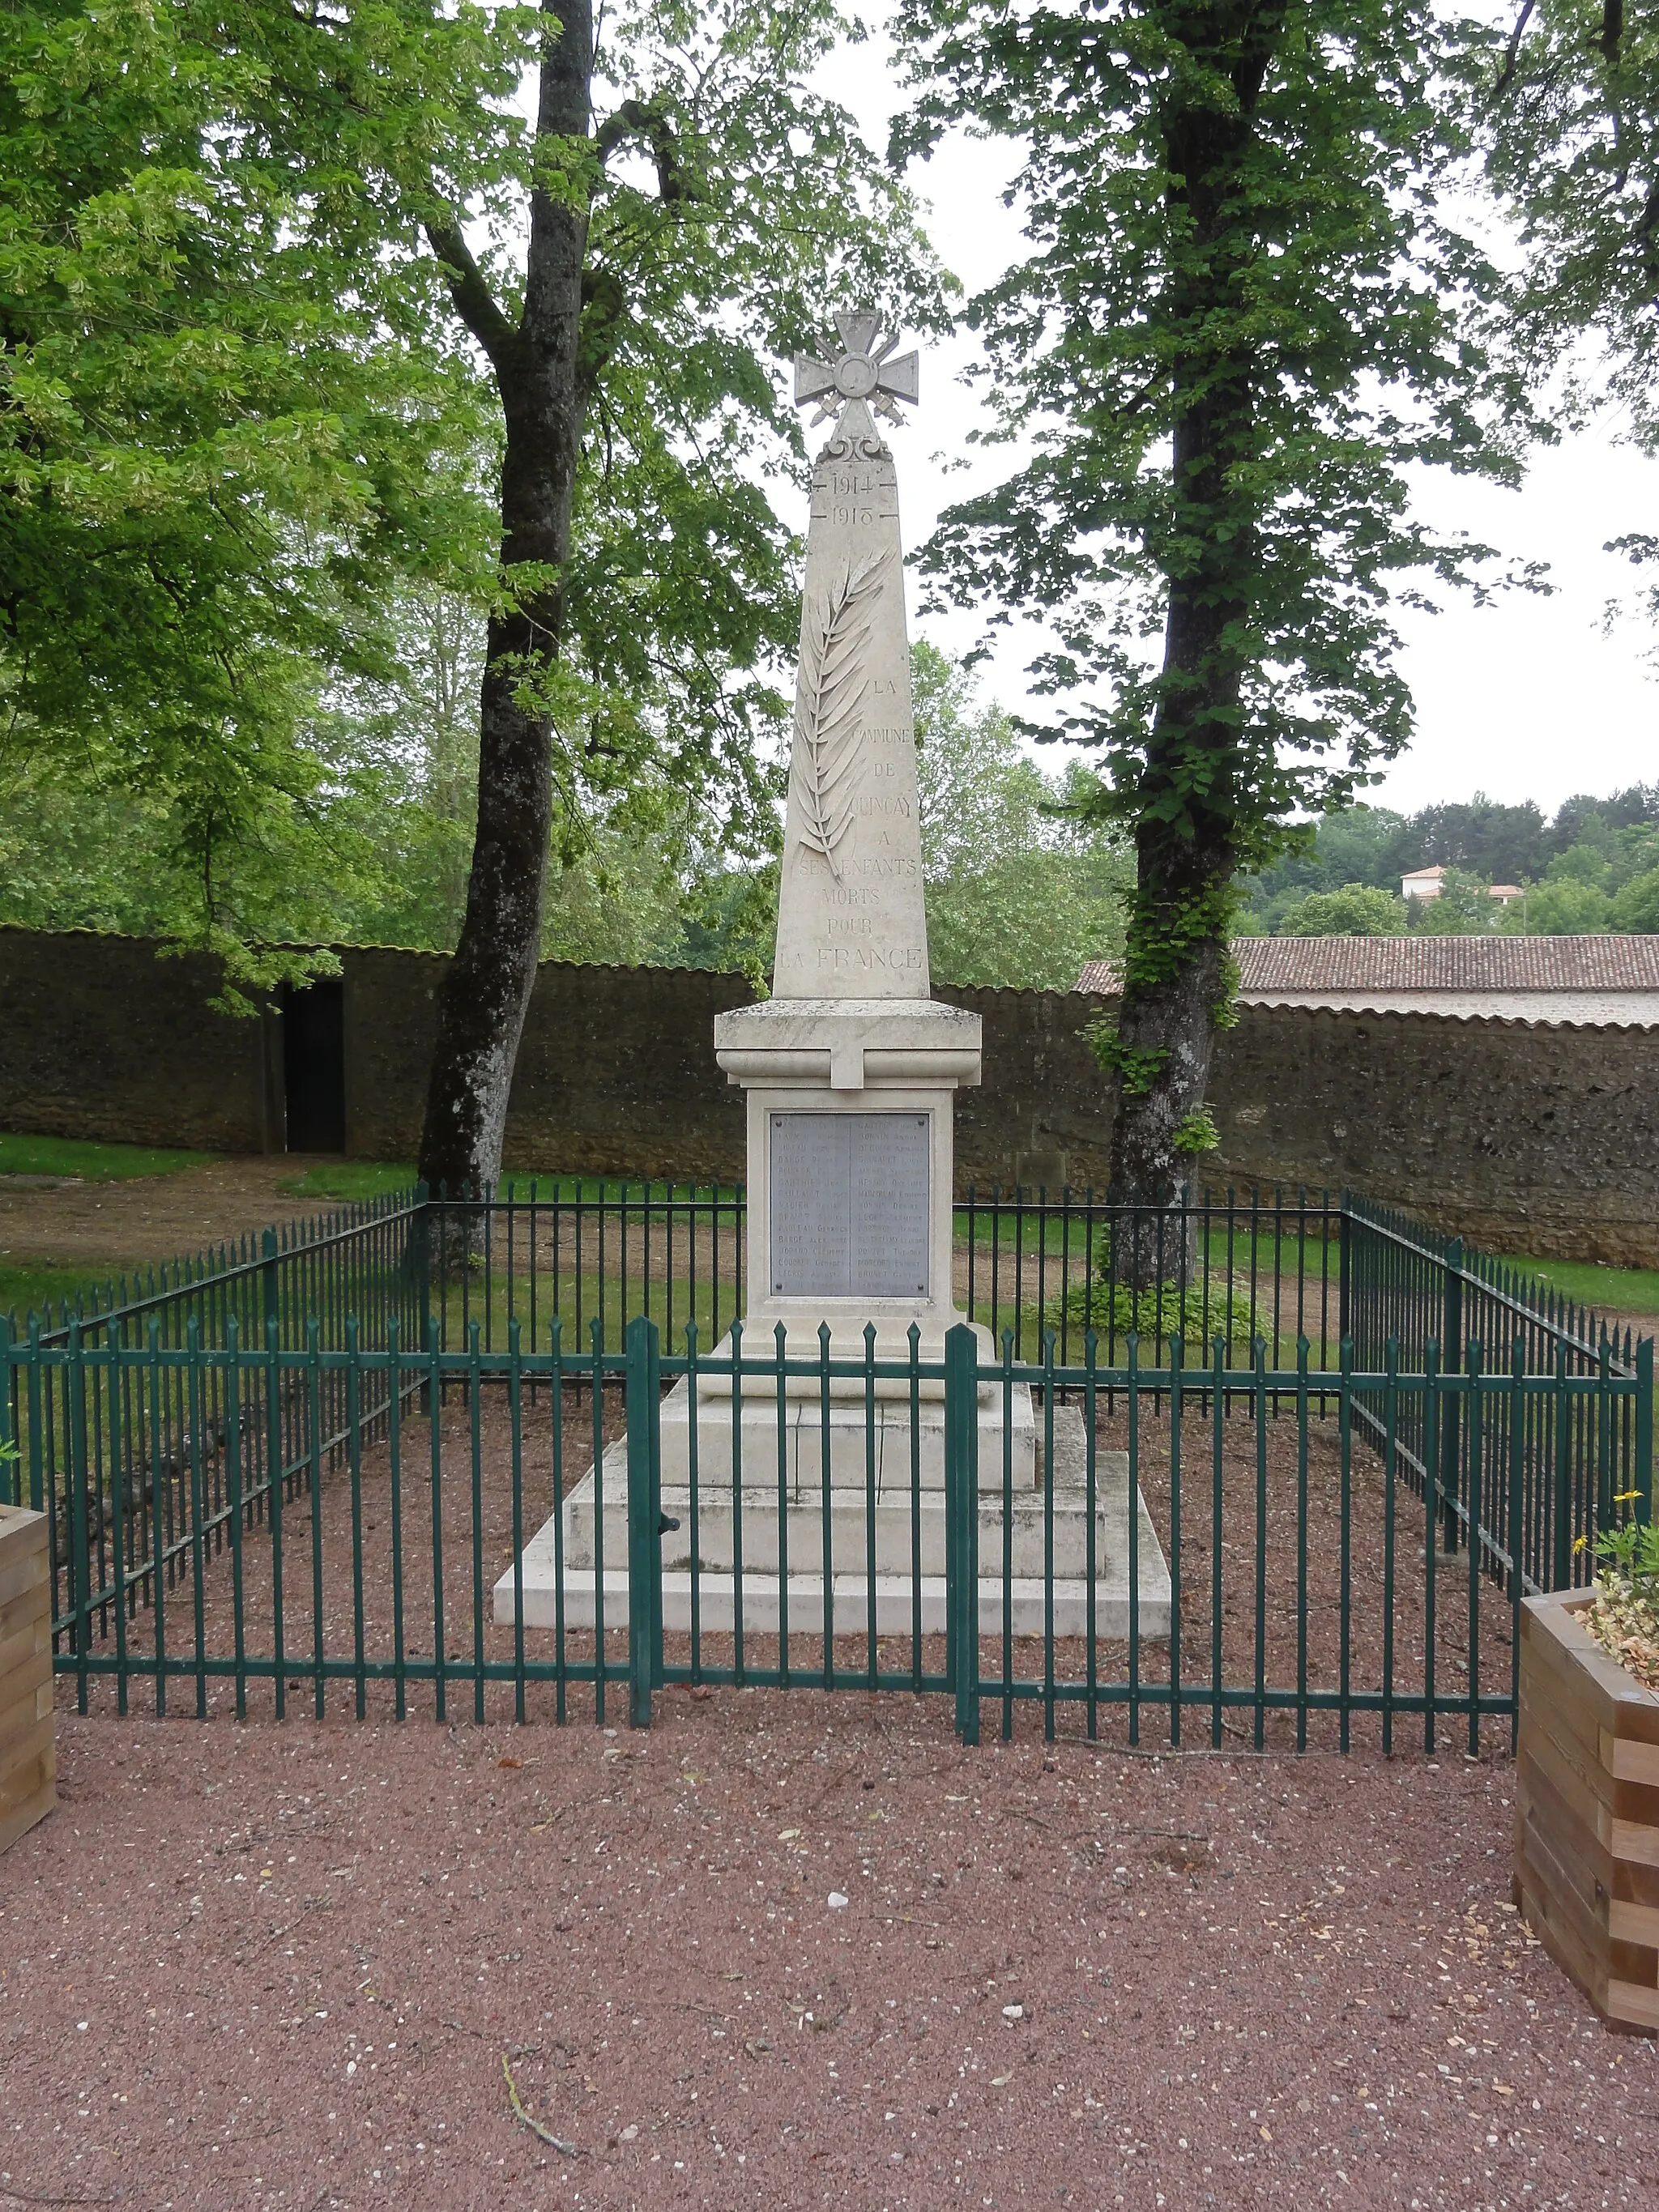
[710,309,984,1375]
[495,313,1168,1644]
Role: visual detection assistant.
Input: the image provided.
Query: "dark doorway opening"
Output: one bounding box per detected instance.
[283,978,346,1153]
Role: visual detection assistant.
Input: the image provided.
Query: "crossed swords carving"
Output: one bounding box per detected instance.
[793,309,919,426]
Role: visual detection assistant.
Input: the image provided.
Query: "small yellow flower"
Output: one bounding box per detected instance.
[1614,1490,1642,1505]
[1573,1535,1589,1555]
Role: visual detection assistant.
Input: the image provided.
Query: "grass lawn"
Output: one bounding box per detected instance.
[0,1258,131,1321]
[278,1161,741,1204]
[277,1160,420,1202]
[1498,1252,1659,1319]
[0,1132,214,1182]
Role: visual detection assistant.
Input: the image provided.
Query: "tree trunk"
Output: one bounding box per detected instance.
[1105,2,1286,1275]
[416,0,594,1204]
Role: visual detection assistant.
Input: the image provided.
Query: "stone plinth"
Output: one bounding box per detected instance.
[713,995,981,1378]
[495,1400,1171,1641]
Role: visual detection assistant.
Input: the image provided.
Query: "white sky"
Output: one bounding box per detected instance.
[808,17,1659,822]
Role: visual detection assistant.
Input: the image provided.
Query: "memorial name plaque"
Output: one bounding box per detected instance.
[770,1112,931,1298]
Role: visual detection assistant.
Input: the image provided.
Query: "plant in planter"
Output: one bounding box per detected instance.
[1580,1514,1659,1696]
[1515,1502,1659,2035]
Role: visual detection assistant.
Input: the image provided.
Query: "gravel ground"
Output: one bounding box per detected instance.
[2,1705,1657,2212]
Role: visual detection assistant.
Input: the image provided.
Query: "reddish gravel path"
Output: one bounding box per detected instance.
[2,1706,1656,2212]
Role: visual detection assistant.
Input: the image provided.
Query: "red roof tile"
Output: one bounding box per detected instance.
[1076,935,1659,995]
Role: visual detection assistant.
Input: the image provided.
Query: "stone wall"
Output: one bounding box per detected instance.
[0,927,279,1154]
[1207,1007,1659,1271]
[342,947,757,1185]
[1,926,1654,1264]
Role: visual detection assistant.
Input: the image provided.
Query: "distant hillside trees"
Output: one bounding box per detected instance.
[1238,790,1659,933]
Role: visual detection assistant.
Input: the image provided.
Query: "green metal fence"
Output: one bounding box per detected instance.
[1343,1196,1648,1596]
[2,1311,1648,1750]
[2,1181,1649,1744]
[3,1190,424,1655]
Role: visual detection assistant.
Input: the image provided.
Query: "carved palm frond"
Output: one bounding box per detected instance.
[791,549,890,882]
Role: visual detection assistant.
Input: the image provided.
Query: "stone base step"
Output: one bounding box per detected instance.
[495,1567,1170,1642]
[657,1364,1038,1492]
[493,1404,1172,1643]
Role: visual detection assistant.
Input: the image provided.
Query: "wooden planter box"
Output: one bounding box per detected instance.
[0,1502,54,1856]
[1516,1588,1659,2033]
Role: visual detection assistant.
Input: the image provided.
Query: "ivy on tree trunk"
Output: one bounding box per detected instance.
[1104,1,1273,1216]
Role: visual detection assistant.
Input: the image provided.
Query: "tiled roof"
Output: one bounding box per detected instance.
[1076,935,1659,995]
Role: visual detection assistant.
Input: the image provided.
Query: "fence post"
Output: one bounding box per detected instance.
[1550,1340,1573,1592]
[412,1182,433,1415]
[66,1319,91,1714]
[1337,1194,1351,1351]
[945,1323,980,1745]
[625,1314,663,1730]
[1637,1336,1654,1527]
[1439,1238,1464,1554]
[259,1225,279,1347]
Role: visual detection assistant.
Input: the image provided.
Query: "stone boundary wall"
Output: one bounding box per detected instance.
[0,928,281,1156]
[0,927,1653,1265]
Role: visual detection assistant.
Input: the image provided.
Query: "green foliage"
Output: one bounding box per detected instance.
[1612,867,1659,934]
[1482,1,1659,633]
[1512,877,1611,935]
[1482,0,1659,447]
[0,0,507,1004]
[0,0,950,1001]
[1408,867,1505,936]
[912,644,1132,989]
[1081,1020,1167,1097]
[1171,1106,1220,1157]
[1586,1505,1659,1693]
[1548,842,1613,889]
[1236,788,1659,936]
[1209,953,1242,1029]
[1043,1276,1259,1353]
[892,0,1530,903]
[1277,883,1409,936]
[0,1132,212,1181]
[1593,1510,1659,1601]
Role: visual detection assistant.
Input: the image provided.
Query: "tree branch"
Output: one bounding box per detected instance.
[594,98,686,203]
[1493,0,1537,98]
[424,219,518,369]
[1600,0,1625,66]
[576,264,626,416]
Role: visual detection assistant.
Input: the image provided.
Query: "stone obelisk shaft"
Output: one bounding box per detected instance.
[772,398,929,999]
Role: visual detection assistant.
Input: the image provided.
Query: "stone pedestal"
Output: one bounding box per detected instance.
[494,1396,1171,1640]
[711,995,981,1379]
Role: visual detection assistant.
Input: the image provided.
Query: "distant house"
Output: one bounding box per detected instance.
[1401,864,1525,907]
[1074,936,1659,1025]
[1401,864,1446,901]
